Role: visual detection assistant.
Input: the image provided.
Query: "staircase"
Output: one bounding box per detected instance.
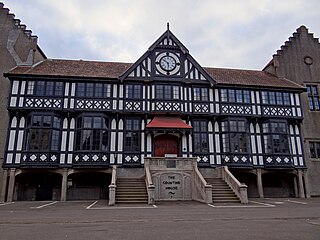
[116,178,148,204]
[206,178,241,204]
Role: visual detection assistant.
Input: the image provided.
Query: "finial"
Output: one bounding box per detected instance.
[167,22,170,31]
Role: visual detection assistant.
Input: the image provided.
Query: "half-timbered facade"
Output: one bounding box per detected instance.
[2,27,307,202]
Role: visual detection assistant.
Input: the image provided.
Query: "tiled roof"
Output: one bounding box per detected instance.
[7,59,132,79]
[6,59,303,89]
[203,67,303,89]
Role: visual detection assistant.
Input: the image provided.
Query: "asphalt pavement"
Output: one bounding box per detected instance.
[0,198,319,240]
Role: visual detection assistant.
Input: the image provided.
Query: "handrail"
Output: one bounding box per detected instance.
[108,165,117,206]
[222,166,248,204]
[145,164,155,205]
[193,163,212,204]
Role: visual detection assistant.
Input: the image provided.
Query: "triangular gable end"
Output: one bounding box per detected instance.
[119,27,216,86]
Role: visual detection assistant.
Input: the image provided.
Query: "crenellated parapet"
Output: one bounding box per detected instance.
[263,25,320,82]
[0,2,44,65]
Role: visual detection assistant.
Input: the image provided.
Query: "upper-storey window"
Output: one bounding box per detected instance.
[156,85,180,99]
[261,91,290,105]
[193,87,208,101]
[221,119,249,153]
[221,89,250,103]
[125,85,141,99]
[262,121,290,154]
[124,118,141,152]
[76,82,111,98]
[193,120,209,153]
[307,85,320,111]
[75,115,109,151]
[309,141,320,158]
[24,114,61,151]
[26,81,63,96]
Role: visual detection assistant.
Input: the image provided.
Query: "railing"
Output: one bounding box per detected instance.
[193,162,212,204]
[108,165,117,206]
[221,166,248,204]
[145,164,155,205]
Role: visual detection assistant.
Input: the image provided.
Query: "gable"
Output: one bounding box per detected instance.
[119,27,216,86]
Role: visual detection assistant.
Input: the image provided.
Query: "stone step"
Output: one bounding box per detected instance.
[116,178,148,204]
[206,178,241,204]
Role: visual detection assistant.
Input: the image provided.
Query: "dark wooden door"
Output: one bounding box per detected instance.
[154,134,179,157]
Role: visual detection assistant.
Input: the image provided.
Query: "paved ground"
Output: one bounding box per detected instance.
[0,198,320,240]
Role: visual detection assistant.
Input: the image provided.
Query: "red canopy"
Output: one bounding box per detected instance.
[146,116,192,129]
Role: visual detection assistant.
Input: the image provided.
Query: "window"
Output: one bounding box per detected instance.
[25,114,61,151]
[221,119,248,153]
[124,119,141,152]
[193,120,209,153]
[75,115,109,151]
[261,91,290,105]
[76,83,111,98]
[126,85,141,99]
[263,122,290,154]
[193,87,208,101]
[26,81,63,96]
[156,85,180,99]
[310,141,320,158]
[221,89,251,103]
[307,85,320,111]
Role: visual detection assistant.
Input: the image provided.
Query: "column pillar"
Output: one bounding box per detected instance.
[256,169,264,198]
[60,169,68,201]
[297,169,305,198]
[7,168,16,202]
[0,170,8,202]
[303,169,311,198]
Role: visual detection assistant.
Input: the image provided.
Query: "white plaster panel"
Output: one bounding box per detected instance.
[20,81,26,95]
[12,81,19,94]
[15,153,21,164]
[16,131,24,150]
[10,97,17,107]
[8,130,16,151]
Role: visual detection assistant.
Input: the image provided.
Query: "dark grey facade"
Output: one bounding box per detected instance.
[0,3,46,201]
[264,26,320,197]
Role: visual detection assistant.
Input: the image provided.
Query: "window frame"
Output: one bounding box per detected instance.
[193,87,209,101]
[221,89,251,103]
[309,141,320,158]
[261,91,291,106]
[192,119,209,154]
[124,118,141,152]
[125,84,142,99]
[26,81,64,96]
[307,85,320,111]
[221,118,249,154]
[155,85,180,100]
[24,114,62,152]
[75,114,110,152]
[262,121,290,154]
[76,82,112,98]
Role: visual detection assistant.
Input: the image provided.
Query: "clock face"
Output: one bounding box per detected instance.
[160,56,176,71]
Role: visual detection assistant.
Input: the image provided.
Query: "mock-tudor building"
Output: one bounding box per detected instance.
[2,25,316,203]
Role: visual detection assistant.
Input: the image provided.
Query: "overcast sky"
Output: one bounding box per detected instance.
[3,0,320,70]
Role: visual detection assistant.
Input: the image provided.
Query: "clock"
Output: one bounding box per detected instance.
[160,56,176,71]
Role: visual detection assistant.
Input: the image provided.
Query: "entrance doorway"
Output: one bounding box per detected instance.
[154,134,180,157]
